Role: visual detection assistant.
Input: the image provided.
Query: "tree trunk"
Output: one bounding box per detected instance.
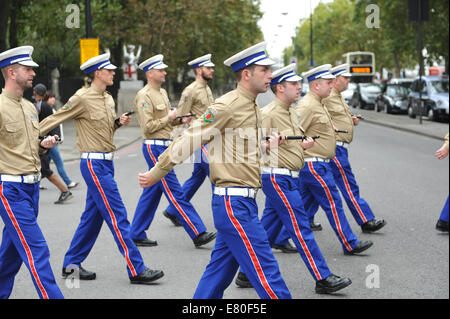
[0,0,11,51]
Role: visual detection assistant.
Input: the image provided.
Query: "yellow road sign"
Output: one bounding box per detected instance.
[79,38,99,65]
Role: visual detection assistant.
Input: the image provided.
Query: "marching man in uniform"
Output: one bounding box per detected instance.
[296,64,373,255]
[130,54,216,248]
[39,53,164,285]
[138,42,292,299]
[0,46,63,299]
[324,64,386,233]
[237,64,352,294]
[162,54,216,227]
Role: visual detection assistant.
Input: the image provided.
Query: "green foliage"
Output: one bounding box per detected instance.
[284,0,448,77]
[3,0,263,87]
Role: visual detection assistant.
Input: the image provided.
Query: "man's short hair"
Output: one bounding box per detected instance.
[270,81,287,94]
[87,71,96,81]
[1,64,19,80]
[235,64,257,82]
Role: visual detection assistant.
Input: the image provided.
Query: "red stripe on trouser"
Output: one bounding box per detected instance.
[201,145,209,159]
[308,163,353,251]
[86,160,137,277]
[0,184,49,299]
[146,145,200,236]
[224,196,278,299]
[270,174,322,280]
[332,156,368,223]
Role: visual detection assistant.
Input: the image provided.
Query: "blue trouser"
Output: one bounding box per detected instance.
[261,173,332,281]
[166,144,213,215]
[48,146,72,186]
[261,197,290,246]
[131,143,207,240]
[299,161,359,253]
[330,146,375,225]
[0,182,63,299]
[439,196,449,223]
[194,193,291,299]
[63,158,146,278]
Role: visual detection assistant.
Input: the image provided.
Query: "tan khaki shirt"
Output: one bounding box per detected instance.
[40,84,119,153]
[177,79,214,121]
[0,90,41,175]
[261,97,306,171]
[149,84,264,189]
[323,87,354,144]
[296,91,336,159]
[135,83,180,140]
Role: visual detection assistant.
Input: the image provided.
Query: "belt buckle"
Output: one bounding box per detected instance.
[31,173,40,183]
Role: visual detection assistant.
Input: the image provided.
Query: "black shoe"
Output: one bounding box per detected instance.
[130,268,164,285]
[163,211,182,227]
[310,221,323,231]
[193,231,217,247]
[54,191,73,204]
[315,274,352,294]
[344,240,373,255]
[133,238,158,247]
[361,219,386,233]
[436,220,449,232]
[235,272,253,288]
[272,242,297,253]
[62,266,96,280]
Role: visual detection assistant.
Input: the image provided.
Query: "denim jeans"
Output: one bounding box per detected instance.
[47,145,72,186]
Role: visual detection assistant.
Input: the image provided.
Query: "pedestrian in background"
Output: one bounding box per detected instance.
[44,90,79,190]
[33,84,73,204]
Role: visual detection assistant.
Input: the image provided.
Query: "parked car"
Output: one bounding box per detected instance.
[342,82,357,104]
[388,78,414,93]
[350,83,382,110]
[407,76,449,121]
[374,84,409,114]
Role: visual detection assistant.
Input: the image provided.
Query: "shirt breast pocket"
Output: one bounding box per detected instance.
[1,121,24,147]
[154,103,168,117]
[90,111,106,128]
[317,115,331,130]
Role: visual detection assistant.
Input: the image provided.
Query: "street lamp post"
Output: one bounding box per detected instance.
[85,0,93,38]
[308,0,315,68]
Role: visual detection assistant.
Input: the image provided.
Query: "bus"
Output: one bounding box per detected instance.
[342,51,375,83]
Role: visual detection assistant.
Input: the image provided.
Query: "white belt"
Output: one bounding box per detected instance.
[214,187,258,199]
[336,142,350,149]
[261,167,299,178]
[81,152,114,161]
[144,139,172,147]
[0,173,41,184]
[304,157,330,163]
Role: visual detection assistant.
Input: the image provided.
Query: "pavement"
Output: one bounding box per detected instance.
[57,104,448,162]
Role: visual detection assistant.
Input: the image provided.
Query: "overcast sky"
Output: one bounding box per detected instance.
[258,0,334,61]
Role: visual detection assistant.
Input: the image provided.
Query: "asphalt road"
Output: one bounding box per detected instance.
[2,121,449,300]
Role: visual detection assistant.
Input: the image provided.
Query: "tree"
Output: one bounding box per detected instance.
[284,0,447,78]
